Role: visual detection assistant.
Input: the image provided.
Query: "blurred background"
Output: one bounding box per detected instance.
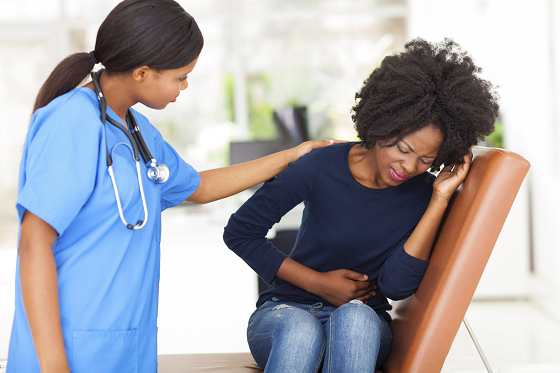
[1,0,560,372]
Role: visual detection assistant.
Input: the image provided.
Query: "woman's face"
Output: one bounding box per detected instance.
[373,124,444,188]
[135,56,199,110]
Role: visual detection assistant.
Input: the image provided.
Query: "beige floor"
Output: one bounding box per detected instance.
[0,204,559,372]
[443,301,560,372]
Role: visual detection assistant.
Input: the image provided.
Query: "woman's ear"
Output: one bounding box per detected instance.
[132,66,151,82]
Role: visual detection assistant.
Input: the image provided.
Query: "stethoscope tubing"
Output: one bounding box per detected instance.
[91,70,157,230]
[109,142,149,230]
[130,120,154,164]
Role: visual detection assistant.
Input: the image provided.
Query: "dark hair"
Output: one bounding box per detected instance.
[33,0,203,113]
[351,38,499,170]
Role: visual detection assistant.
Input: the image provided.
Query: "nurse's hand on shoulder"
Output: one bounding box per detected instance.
[187,139,347,205]
[432,149,473,201]
[289,140,348,162]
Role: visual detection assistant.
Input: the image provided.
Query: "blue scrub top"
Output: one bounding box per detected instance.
[7,88,200,373]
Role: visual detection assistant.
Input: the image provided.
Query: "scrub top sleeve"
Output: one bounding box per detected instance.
[150,127,200,211]
[377,231,429,301]
[16,109,101,236]
[223,150,318,285]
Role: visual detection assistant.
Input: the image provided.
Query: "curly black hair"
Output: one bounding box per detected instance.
[351,38,499,171]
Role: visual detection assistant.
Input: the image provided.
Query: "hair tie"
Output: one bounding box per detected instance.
[89,51,99,65]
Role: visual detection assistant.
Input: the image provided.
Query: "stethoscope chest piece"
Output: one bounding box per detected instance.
[147,162,170,184]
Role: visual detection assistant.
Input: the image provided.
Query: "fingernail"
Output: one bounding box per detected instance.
[329,140,334,144]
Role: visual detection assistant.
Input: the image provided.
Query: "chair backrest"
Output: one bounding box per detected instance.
[381,147,530,373]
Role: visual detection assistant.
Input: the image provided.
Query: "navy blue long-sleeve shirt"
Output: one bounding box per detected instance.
[224,142,434,321]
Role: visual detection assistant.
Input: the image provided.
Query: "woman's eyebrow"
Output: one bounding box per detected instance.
[401,140,437,158]
[401,140,415,153]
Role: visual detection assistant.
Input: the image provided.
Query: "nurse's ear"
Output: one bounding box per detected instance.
[132,66,152,82]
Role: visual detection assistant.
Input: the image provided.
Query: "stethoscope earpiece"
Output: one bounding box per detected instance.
[126,221,143,230]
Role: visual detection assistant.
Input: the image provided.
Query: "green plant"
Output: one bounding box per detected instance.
[486,120,504,148]
[223,72,277,140]
[223,73,235,123]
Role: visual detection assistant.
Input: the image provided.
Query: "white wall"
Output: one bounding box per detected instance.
[408,0,560,314]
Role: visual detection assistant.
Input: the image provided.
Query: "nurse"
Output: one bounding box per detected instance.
[6,1,335,372]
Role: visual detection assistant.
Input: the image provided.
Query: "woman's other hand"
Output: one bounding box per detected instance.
[403,149,472,261]
[432,149,472,201]
[314,269,377,307]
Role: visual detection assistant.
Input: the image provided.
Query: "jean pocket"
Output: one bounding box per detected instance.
[248,301,271,328]
[72,329,138,373]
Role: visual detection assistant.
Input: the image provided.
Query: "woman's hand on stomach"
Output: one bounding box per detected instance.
[314,269,376,307]
[276,258,376,307]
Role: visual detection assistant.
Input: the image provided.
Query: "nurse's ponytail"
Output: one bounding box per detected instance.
[33,0,204,113]
[33,53,96,113]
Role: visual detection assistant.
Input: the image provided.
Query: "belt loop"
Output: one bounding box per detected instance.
[311,302,323,310]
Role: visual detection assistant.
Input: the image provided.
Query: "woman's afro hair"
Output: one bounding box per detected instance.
[351,38,499,171]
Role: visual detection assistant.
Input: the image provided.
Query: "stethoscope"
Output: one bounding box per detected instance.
[91,70,169,230]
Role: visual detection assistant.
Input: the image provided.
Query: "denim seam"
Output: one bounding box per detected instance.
[327,313,334,373]
[311,309,323,318]
[248,301,272,329]
[247,332,274,342]
[313,334,327,373]
[258,300,271,311]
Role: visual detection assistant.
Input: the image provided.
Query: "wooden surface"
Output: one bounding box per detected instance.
[158,353,262,372]
[158,353,383,373]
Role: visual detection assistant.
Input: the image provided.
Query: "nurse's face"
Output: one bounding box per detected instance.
[373,124,444,188]
[135,56,199,110]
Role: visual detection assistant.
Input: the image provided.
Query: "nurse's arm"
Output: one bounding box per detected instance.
[186,140,339,204]
[19,211,71,373]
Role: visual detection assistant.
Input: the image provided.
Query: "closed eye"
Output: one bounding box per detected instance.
[397,144,408,154]
[420,158,433,165]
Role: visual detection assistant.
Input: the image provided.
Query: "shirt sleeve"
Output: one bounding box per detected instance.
[223,150,319,285]
[16,105,101,236]
[144,118,200,211]
[377,231,430,301]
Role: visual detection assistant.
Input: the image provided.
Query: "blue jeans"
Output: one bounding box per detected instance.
[247,298,392,373]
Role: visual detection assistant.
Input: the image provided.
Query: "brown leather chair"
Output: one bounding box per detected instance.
[158,147,530,373]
